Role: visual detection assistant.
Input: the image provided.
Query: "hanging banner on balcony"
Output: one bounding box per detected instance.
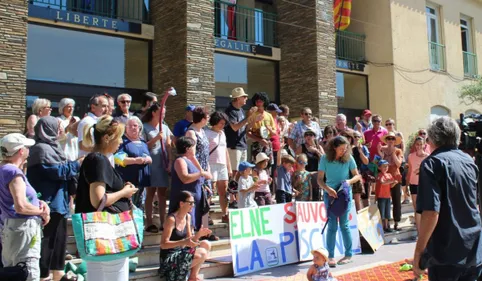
[229,203,298,276]
[28,4,142,34]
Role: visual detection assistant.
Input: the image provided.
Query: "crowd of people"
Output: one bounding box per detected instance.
[0,87,480,281]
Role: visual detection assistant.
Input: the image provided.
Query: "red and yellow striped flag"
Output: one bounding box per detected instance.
[334,0,352,31]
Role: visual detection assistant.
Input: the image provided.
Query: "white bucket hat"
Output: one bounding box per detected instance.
[255,152,269,164]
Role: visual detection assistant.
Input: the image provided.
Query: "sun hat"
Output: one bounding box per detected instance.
[381,131,402,145]
[0,133,35,157]
[311,247,329,260]
[255,152,270,164]
[231,87,248,99]
[238,161,256,172]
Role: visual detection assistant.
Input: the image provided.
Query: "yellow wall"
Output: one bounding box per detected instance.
[389,0,482,136]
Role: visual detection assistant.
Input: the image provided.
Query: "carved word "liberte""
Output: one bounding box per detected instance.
[55,11,118,29]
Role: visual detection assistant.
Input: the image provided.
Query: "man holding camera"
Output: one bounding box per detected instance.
[413,116,482,280]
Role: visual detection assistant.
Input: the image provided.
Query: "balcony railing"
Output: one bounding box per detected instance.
[30,0,150,23]
[336,30,366,62]
[214,0,278,47]
[428,42,446,71]
[463,51,478,78]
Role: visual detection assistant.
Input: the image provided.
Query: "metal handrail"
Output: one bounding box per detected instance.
[428,41,446,71]
[463,51,478,77]
[336,30,366,62]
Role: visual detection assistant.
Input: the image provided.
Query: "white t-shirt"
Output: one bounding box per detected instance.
[77,112,98,158]
[205,129,227,165]
[237,175,257,209]
[58,115,80,161]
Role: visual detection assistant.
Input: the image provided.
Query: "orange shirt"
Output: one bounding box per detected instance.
[376,172,394,199]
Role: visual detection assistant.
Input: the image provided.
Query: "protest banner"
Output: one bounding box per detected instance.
[229,203,298,276]
[296,201,361,261]
[357,205,384,252]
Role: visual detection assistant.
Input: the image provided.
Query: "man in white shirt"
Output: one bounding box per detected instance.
[77,94,109,157]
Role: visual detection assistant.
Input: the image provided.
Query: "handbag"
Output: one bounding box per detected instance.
[200,184,211,216]
[71,194,144,262]
[0,262,28,281]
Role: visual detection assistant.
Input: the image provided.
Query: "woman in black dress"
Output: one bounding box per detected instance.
[296,129,324,201]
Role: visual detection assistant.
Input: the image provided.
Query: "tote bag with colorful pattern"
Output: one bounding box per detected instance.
[72,195,144,262]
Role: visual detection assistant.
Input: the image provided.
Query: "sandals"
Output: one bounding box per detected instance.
[337,257,353,265]
[145,225,159,233]
[328,258,337,268]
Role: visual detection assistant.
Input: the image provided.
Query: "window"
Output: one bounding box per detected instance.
[336,72,369,127]
[461,16,477,77]
[430,105,450,122]
[426,3,445,71]
[27,24,149,89]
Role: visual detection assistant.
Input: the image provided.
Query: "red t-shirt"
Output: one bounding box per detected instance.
[376,172,394,199]
[270,118,281,152]
[364,127,388,161]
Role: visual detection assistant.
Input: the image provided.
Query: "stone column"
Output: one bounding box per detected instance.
[151,0,215,126]
[0,1,28,137]
[277,0,337,127]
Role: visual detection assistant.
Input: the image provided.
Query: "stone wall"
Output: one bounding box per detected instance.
[151,0,215,126]
[277,0,337,127]
[0,1,28,137]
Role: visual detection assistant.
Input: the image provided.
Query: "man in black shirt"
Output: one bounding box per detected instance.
[414,116,482,280]
[224,87,257,180]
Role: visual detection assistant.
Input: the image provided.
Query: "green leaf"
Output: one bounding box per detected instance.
[459,78,482,105]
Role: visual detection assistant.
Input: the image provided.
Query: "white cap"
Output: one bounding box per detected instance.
[255,152,270,164]
[0,133,35,157]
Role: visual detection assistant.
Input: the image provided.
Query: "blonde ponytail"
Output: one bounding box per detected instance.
[82,115,124,149]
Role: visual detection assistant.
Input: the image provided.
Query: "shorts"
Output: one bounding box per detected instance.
[2,217,42,281]
[352,181,364,194]
[377,198,391,220]
[210,163,229,182]
[254,192,273,206]
[228,149,247,171]
[40,212,67,277]
[276,190,292,204]
[409,184,418,195]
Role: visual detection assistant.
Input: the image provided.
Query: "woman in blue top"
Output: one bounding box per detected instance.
[26,116,82,281]
[115,116,151,209]
[317,136,361,267]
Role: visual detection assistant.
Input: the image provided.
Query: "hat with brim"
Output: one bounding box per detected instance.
[311,247,329,261]
[0,133,35,157]
[381,131,402,146]
[231,87,248,99]
[255,152,270,164]
[303,129,316,137]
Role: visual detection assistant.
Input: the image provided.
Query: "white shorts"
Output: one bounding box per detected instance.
[210,163,229,182]
[228,149,247,171]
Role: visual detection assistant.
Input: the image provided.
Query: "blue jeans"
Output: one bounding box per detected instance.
[323,192,353,259]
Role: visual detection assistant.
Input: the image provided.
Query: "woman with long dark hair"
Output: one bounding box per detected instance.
[296,129,324,201]
[159,191,212,281]
[141,103,173,233]
[317,136,361,267]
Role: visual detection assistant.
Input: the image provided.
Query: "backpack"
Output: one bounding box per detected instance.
[0,262,29,281]
[321,181,351,234]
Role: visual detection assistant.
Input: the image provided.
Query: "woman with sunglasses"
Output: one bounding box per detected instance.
[322,125,338,149]
[385,119,410,204]
[342,130,369,211]
[159,191,212,281]
[26,98,52,138]
[410,129,432,154]
[378,132,404,231]
[296,129,324,201]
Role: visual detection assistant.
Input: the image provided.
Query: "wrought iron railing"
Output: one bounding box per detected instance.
[30,0,149,23]
[463,51,478,77]
[214,0,278,47]
[428,41,446,71]
[336,30,366,62]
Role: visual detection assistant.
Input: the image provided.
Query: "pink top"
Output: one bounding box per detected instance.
[364,127,388,161]
[205,129,227,165]
[408,152,427,185]
[254,168,270,193]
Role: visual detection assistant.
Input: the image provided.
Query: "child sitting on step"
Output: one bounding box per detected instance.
[307,247,338,281]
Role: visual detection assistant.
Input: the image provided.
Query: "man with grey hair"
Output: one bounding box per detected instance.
[113,93,133,124]
[413,116,482,280]
[335,113,349,133]
[78,94,108,157]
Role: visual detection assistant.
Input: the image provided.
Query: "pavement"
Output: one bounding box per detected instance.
[210,240,417,280]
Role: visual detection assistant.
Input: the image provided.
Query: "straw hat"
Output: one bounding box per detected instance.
[255,152,270,164]
[381,131,402,146]
[311,247,329,261]
[231,87,248,99]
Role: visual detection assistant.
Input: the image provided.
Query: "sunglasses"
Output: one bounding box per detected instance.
[298,160,308,165]
[386,137,396,141]
[372,120,381,123]
[183,201,195,206]
[385,123,394,126]
[303,112,312,116]
[120,100,131,104]
[419,132,427,136]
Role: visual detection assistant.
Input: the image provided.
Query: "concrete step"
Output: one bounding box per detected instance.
[384,225,417,244]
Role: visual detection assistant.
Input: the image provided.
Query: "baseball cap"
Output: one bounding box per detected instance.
[267,103,282,113]
[363,109,372,116]
[185,105,195,112]
[238,161,256,172]
[231,87,248,99]
[0,133,35,157]
[378,160,389,166]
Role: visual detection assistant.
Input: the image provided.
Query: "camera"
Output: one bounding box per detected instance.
[459,113,482,153]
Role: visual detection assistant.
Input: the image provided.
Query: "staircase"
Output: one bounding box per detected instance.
[65,197,416,280]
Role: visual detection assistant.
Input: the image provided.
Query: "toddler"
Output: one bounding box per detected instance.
[237,161,261,208]
[307,248,337,281]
